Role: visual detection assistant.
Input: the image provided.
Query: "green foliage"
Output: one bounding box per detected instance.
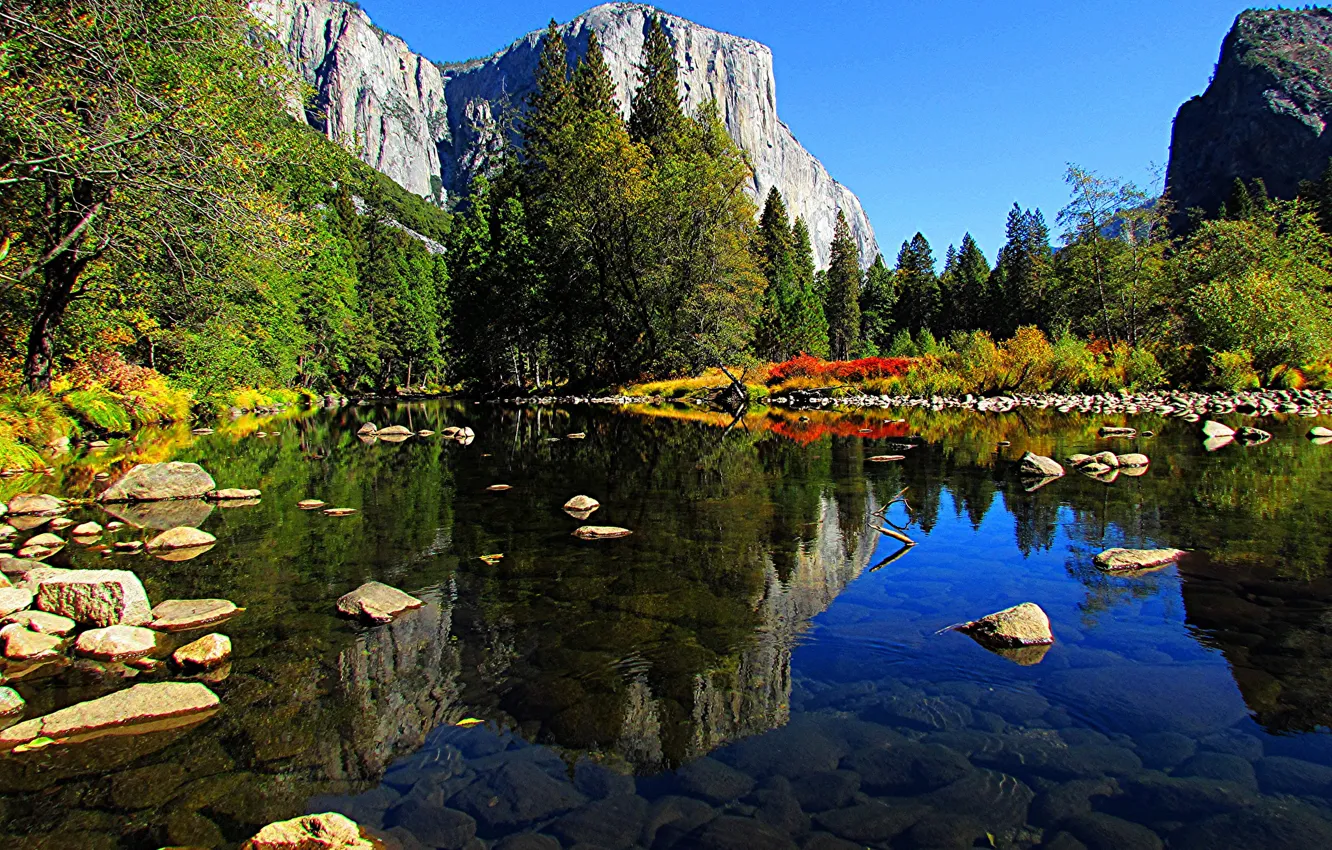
[892,233,940,334]
[61,388,132,433]
[824,212,862,359]
[1211,349,1262,391]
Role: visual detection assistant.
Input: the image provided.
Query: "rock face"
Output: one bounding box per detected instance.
[99,462,216,502]
[1167,9,1332,221]
[248,0,880,267]
[0,681,220,749]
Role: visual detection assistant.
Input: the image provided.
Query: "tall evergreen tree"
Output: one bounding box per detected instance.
[859,253,895,354]
[753,187,796,359]
[784,217,829,357]
[573,31,618,115]
[824,211,863,359]
[942,233,990,332]
[629,15,684,149]
[892,232,940,335]
[989,204,1054,336]
[524,21,574,175]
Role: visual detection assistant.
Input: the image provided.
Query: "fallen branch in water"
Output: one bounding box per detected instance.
[871,525,916,546]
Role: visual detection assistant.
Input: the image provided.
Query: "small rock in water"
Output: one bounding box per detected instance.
[1019,452,1065,478]
[356,423,377,436]
[1094,548,1186,572]
[1203,436,1235,452]
[563,495,601,513]
[336,581,423,624]
[48,517,74,531]
[869,455,906,462]
[7,494,65,516]
[113,540,144,553]
[71,522,103,538]
[375,425,413,437]
[1201,420,1236,438]
[18,532,64,560]
[0,681,219,749]
[205,488,261,501]
[1098,426,1137,437]
[242,812,377,850]
[323,507,357,517]
[147,526,216,551]
[151,598,241,631]
[1090,451,1119,468]
[956,602,1054,647]
[486,484,512,492]
[173,633,231,670]
[1309,426,1332,439]
[191,427,214,435]
[567,432,587,439]
[3,610,75,635]
[97,461,215,502]
[297,499,326,510]
[106,521,124,531]
[1116,453,1150,468]
[573,526,633,540]
[74,624,158,661]
[417,429,434,437]
[1235,426,1272,444]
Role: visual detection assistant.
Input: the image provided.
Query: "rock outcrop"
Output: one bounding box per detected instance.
[1166,8,1332,221]
[248,0,880,267]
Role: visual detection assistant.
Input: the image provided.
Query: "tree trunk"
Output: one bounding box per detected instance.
[24,259,79,392]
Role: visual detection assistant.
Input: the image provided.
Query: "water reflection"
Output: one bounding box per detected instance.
[2,404,1332,847]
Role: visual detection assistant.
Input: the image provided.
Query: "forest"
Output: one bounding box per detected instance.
[3,0,1332,451]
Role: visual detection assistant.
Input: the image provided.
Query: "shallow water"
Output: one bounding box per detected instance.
[4,402,1332,848]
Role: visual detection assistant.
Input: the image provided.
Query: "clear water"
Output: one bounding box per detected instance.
[3,402,1332,849]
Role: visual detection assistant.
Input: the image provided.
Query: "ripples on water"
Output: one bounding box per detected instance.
[2,402,1332,848]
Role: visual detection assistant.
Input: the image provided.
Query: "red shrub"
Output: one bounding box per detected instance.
[767,354,914,385]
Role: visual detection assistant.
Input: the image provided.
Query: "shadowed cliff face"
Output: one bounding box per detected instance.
[1166,8,1332,221]
[248,0,879,267]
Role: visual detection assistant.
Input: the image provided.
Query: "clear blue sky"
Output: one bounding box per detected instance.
[359,0,1259,263]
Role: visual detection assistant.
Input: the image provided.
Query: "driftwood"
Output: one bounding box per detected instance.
[871,525,916,546]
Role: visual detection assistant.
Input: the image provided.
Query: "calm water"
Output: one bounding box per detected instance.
[3,402,1332,849]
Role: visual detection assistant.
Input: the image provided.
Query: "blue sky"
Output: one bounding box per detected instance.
[359,0,1257,263]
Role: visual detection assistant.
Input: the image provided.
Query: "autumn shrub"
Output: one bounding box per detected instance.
[1210,349,1261,391]
[0,392,75,469]
[62,387,133,433]
[766,354,914,385]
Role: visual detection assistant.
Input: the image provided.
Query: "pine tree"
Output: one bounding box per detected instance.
[1299,157,1332,235]
[785,217,829,357]
[753,187,796,359]
[859,253,895,354]
[629,15,684,149]
[573,31,618,116]
[990,204,1054,336]
[892,233,940,335]
[524,20,574,174]
[948,233,990,331]
[824,210,862,359]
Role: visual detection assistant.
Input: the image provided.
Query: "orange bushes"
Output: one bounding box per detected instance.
[766,354,914,385]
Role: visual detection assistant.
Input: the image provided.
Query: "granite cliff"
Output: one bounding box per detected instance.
[1166,8,1332,220]
[249,0,879,266]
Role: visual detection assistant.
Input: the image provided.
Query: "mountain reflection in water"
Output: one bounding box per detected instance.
[1,403,1332,848]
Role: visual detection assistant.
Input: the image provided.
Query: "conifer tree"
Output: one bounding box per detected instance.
[573,31,618,116]
[893,232,940,335]
[990,204,1054,336]
[824,211,862,359]
[783,217,830,357]
[859,253,895,354]
[946,233,990,331]
[629,15,684,149]
[753,187,796,359]
[524,21,574,174]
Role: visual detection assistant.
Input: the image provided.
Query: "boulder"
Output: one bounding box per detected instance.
[3,610,75,635]
[71,521,103,538]
[150,598,240,631]
[7,493,65,516]
[0,587,33,617]
[98,462,216,502]
[32,568,152,626]
[1201,421,1236,438]
[242,813,377,850]
[956,602,1054,647]
[1116,453,1150,468]
[563,495,601,514]
[173,633,231,670]
[75,624,158,661]
[1019,452,1064,478]
[206,488,261,501]
[0,681,219,749]
[573,526,633,540]
[1,624,62,660]
[1094,548,1186,572]
[336,581,423,624]
[146,527,216,552]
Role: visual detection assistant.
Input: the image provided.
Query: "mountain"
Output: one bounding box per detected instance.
[1166,8,1332,220]
[249,0,879,267]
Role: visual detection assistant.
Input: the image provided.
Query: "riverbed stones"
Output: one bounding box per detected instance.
[150,598,240,631]
[956,602,1054,647]
[336,581,422,624]
[0,685,23,719]
[1,624,62,660]
[7,493,65,516]
[376,425,413,438]
[1019,452,1064,478]
[1201,420,1235,438]
[298,499,326,510]
[3,609,75,635]
[206,488,261,501]
[98,461,216,502]
[563,495,601,514]
[1116,452,1150,468]
[32,568,152,626]
[173,634,231,670]
[18,532,64,559]
[1093,548,1186,572]
[452,761,587,831]
[0,585,32,618]
[74,625,157,661]
[242,812,379,850]
[146,526,215,553]
[676,756,755,803]
[0,681,219,749]
[71,522,103,539]
[573,526,633,540]
[846,742,972,794]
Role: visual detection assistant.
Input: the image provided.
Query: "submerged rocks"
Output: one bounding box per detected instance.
[956,603,1054,648]
[242,812,379,850]
[1019,452,1064,478]
[173,633,231,670]
[336,581,423,624]
[3,609,75,635]
[150,598,240,631]
[1094,548,1186,572]
[573,526,633,540]
[98,461,216,502]
[0,681,219,749]
[74,624,158,661]
[31,568,152,626]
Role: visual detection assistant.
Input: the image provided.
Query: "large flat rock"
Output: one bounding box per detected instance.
[32,569,152,627]
[0,681,219,749]
[98,462,216,503]
[336,581,422,624]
